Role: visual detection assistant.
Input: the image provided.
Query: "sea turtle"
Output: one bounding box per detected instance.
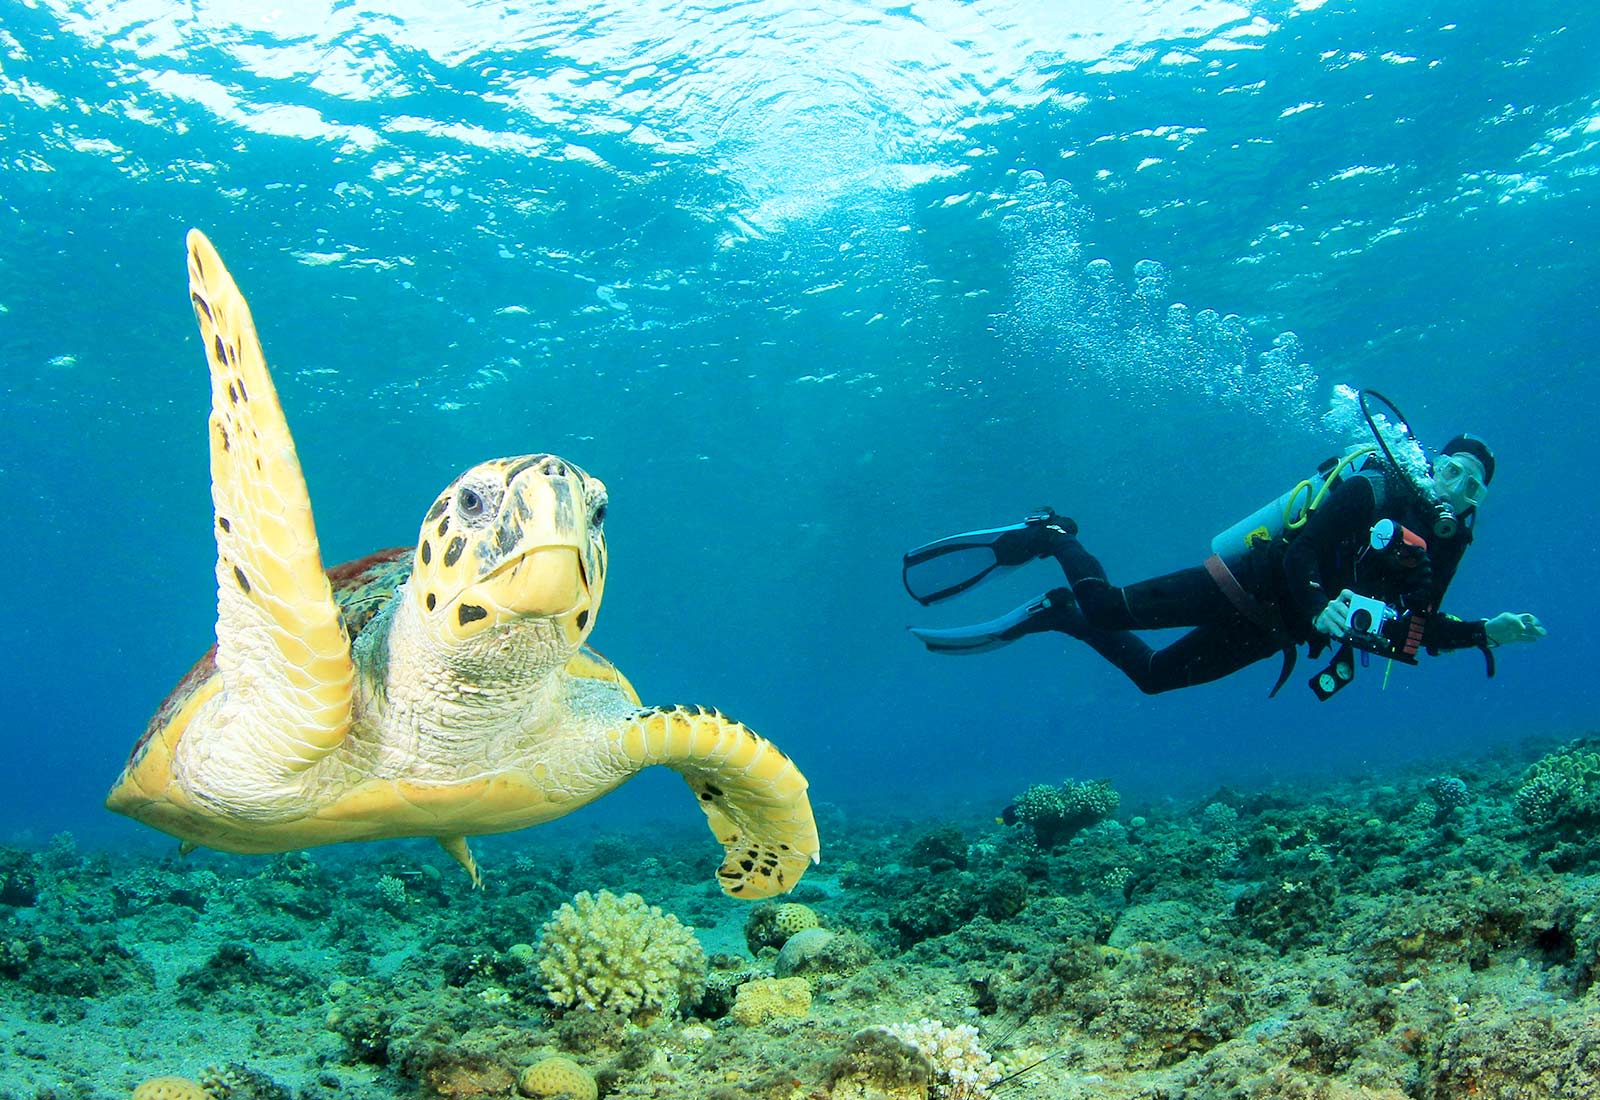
[106,230,820,897]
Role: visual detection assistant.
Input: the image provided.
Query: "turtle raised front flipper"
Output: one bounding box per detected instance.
[610,705,820,899]
[186,229,354,783]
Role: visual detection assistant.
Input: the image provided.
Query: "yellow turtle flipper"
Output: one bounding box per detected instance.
[438,837,482,888]
[565,645,641,706]
[187,229,353,775]
[613,705,819,899]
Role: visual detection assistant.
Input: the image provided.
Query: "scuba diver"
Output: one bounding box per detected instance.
[903,392,1546,701]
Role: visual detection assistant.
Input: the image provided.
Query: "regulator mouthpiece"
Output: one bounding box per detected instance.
[1428,500,1458,540]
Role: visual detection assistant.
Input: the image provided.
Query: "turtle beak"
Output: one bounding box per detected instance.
[476,544,588,619]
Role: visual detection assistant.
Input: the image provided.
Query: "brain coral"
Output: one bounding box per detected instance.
[744,900,820,952]
[775,927,836,977]
[731,976,812,1026]
[517,1055,597,1100]
[536,890,705,1019]
[131,1079,208,1100]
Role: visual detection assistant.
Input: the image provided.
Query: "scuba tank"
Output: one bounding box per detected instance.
[1211,446,1379,557]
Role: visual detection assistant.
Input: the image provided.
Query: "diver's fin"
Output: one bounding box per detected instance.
[910,588,1083,654]
[901,509,1075,606]
[902,527,1024,607]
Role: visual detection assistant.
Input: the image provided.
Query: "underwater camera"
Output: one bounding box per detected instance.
[1344,593,1403,655]
[1309,591,1428,701]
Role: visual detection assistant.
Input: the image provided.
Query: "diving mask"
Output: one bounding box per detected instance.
[1433,453,1488,511]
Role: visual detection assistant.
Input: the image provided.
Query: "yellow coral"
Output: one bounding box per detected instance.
[731,976,812,1026]
[746,901,823,952]
[131,1078,208,1100]
[517,1056,598,1100]
[773,903,820,937]
[537,890,705,1018]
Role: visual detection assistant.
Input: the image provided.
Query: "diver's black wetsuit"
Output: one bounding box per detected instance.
[1043,470,1492,694]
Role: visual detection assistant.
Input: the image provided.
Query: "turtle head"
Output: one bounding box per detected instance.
[408,454,608,651]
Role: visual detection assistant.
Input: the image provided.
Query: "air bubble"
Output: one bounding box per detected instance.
[999,177,1318,422]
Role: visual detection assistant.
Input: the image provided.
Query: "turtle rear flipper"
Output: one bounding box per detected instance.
[187,230,354,782]
[612,706,819,899]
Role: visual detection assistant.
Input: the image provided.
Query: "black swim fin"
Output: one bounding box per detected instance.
[910,588,1083,654]
[901,509,1076,606]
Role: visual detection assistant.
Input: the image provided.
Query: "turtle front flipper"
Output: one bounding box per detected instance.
[612,706,819,899]
[187,230,354,779]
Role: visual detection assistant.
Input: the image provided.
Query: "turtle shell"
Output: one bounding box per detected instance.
[125,547,414,771]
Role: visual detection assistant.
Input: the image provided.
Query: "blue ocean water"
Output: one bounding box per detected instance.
[2,0,1597,850]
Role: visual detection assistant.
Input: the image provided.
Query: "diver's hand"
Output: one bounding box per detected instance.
[1485,612,1546,646]
[1313,590,1357,639]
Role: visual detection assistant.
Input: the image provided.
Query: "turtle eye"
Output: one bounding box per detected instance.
[457,486,487,519]
[591,500,607,528]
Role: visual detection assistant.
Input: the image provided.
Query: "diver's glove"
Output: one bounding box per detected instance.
[991,508,1079,566]
[1312,589,1358,639]
[1485,612,1546,646]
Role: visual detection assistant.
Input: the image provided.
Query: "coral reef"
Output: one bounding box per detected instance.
[1008,777,1121,847]
[1419,1005,1600,1099]
[781,928,877,985]
[1424,775,1470,813]
[535,889,705,1020]
[516,1055,597,1100]
[774,927,834,977]
[730,976,812,1026]
[697,954,766,1019]
[824,1027,931,1100]
[4,738,1600,1098]
[1516,740,1600,826]
[744,901,821,953]
[130,1078,210,1100]
[885,1019,1002,1099]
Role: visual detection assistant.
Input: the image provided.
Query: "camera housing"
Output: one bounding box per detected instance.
[1343,592,1426,665]
[1345,592,1393,636]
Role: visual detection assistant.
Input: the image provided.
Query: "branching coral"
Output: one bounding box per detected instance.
[1515,743,1600,825]
[1009,778,1121,847]
[535,890,705,1020]
[885,1019,1002,1099]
